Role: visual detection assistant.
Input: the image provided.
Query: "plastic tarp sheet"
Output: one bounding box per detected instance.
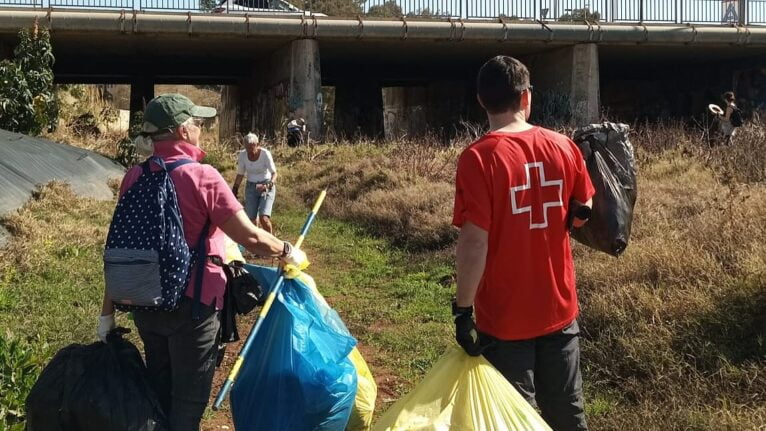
[231,264,358,431]
[0,129,125,216]
[571,122,638,256]
[374,347,551,431]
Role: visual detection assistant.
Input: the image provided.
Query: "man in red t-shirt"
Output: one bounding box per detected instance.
[452,56,595,430]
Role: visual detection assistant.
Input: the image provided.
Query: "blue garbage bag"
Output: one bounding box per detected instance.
[231,264,358,431]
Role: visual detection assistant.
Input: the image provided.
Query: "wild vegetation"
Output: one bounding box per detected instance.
[0,22,57,136]
[1,81,764,429]
[273,123,766,429]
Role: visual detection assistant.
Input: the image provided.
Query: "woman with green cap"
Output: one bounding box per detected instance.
[97,93,308,430]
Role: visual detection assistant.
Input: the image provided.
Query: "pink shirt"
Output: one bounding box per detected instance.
[119,140,243,310]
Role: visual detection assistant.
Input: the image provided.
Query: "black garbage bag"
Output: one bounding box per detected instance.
[25,328,167,431]
[571,122,638,257]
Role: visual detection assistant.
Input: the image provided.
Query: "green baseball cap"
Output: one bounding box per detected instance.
[142,93,217,133]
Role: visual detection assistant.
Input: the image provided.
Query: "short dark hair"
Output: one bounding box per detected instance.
[723,91,735,102]
[477,56,531,114]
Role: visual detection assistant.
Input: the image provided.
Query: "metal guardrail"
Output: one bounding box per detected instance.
[2,0,765,26]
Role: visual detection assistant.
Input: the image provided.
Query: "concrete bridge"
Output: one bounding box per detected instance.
[1,2,766,140]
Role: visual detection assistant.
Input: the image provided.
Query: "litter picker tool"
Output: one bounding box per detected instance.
[213,189,327,410]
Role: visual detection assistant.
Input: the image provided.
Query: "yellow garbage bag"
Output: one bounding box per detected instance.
[373,347,552,431]
[346,347,377,431]
[295,271,378,431]
[223,235,245,264]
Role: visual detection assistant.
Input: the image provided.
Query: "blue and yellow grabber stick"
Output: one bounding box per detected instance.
[213,189,327,410]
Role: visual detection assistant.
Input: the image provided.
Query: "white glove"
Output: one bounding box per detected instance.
[97,314,116,343]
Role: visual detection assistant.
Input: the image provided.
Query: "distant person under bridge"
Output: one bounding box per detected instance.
[286,116,307,147]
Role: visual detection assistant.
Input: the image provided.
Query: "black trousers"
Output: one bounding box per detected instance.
[287,131,303,147]
[133,299,221,431]
[483,320,588,431]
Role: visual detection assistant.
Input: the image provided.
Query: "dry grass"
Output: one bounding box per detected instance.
[43,84,226,166]
[13,83,766,428]
[274,123,766,430]
[275,138,464,250]
[576,151,766,429]
[154,85,221,111]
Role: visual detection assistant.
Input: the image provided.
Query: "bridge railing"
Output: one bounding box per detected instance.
[355,0,765,25]
[2,0,765,26]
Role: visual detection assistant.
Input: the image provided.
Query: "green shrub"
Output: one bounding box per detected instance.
[0,22,57,135]
[115,112,143,167]
[0,334,43,430]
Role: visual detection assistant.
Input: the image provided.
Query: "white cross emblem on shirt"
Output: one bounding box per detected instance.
[510,162,564,230]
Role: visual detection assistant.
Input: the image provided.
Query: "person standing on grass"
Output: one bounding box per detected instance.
[719,91,740,145]
[451,56,594,431]
[97,94,306,431]
[231,132,278,234]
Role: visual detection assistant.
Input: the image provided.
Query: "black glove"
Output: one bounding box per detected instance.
[453,301,489,356]
[567,201,592,231]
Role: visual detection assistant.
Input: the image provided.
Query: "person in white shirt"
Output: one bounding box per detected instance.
[232,133,277,233]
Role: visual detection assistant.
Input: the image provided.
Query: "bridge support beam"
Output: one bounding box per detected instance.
[383,86,426,139]
[243,39,323,142]
[528,43,600,125]
[382,81,468,140]
[129,75,154,125]
[289,39,323,140]
[335,80,384,139]
[218,85,240,146]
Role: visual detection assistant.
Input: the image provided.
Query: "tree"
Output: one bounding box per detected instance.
[306,0,364,16]
[0,21,57,135]
[368,1,403,18]
[199,0,218,11]
[406,7,437,18]
[558,8,600,22]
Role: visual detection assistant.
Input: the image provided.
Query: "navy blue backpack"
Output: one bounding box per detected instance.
[104,156,209,318]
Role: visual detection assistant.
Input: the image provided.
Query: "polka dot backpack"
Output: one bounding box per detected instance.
[104,156,210,316]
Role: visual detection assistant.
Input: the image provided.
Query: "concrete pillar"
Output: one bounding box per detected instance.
[382,86,427,139]
[381,82,467,140]
[527,43,600,125]
[335,80,384,138]
[570,44,600,124]
[219,85,240,145]
[243,39,323,142]
[289,39,323,140]
[129,75,154,125]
